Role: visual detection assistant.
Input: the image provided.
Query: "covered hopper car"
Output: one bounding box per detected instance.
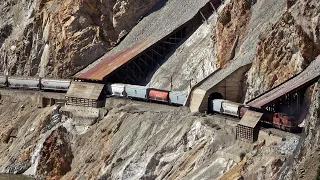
[41,78,71,91]
[107,84,187,106]
[0,75,71,92]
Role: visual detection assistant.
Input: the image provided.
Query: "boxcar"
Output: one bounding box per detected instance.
[125,85,147,100]
[0,75,7,87]
[221,101,242,117]
[108,83,126,97]
[8,76,40,90]
[41,78,71,91]
[147,89,169,102]
[169,91,187,106]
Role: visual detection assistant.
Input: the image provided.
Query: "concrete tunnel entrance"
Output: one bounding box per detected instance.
[208,92,224,114]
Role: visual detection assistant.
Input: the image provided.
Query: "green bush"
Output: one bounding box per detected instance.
[316,166,320,180]
[218,10,231,26]
[240,152,246,160]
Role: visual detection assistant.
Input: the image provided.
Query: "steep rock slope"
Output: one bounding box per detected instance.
[246,0,320,99]
[0,0,159,78]
[0,0,319,179]
[216,0,251,68]
[0,93,304,179]
[147,14,218,91]
[295,80,320,180]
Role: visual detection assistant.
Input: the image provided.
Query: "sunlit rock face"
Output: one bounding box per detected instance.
[0,0,159,78]
[245,2,320,100]
[0,0,319,179]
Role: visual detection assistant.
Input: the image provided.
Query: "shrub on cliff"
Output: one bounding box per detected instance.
[316,166,320,180]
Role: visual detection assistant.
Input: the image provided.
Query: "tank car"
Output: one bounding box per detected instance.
[169,91,187,106]
[8,76,40,90]
[221,101,243,117]
[210,99,249,118]
[147,88,169,103]
[41,78,71,92]
[125,85,147,100]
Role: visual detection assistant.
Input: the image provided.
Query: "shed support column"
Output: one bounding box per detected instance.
[200,11,208,24]
[209,2,217,12]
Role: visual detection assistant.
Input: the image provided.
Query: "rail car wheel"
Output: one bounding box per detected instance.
[285,127,291,132]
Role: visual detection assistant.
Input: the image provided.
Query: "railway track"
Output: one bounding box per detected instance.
[209,113,241,123]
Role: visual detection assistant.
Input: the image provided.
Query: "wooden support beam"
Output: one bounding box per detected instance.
[209,2,217,12]
[150,48,164,57]
[127,65,140,84]
[133,61,146,77]
[163,41,176,45]
[139,57,154,73]
[157,43,170,53]
[144,54,160,67]
[200,11,208,24]
[168,37,182,40]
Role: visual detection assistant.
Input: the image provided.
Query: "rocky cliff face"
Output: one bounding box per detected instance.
[246,0,320,99]
[0,0,319,179]
[0,0,158,78]
[0,93,305,180]
[216,0,251,68]
[148,13,218,92]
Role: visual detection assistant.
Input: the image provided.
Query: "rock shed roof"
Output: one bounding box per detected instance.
[66,81,104,100]
[238,110,263,128]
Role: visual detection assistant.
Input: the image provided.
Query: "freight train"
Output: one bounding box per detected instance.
[0,76,187,106]
[210,99,301,132]
[0,75,300,132]
[107,83,187,106]
[0,75,71,92]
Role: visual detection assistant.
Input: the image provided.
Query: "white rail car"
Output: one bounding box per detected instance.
[41,78,71,92]
[8,76,40,89]
[0,76,7,87]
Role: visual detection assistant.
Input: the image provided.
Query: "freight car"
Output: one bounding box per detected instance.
[169,91,187,106]
[211,99,249,118]
[41,78,71,91]
[0,76,7,87]
[8,76,40,90]
[210,99,301,132]
[147,88,169,102]
[126,85,148,100]
[107,84,187,106]
[0,75,71,92]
